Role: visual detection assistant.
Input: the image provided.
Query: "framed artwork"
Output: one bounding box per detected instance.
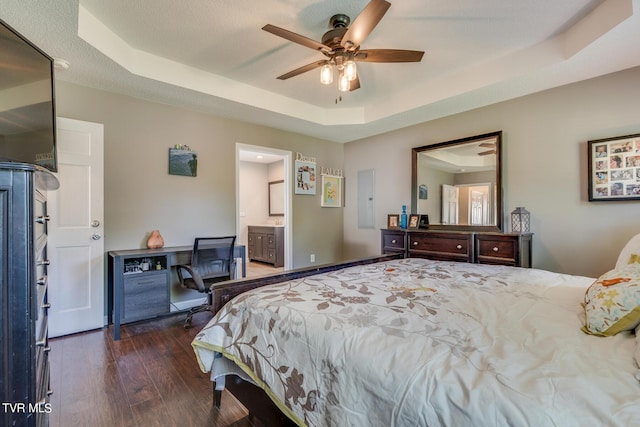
[588,133,640,201]
[418,214,430,229]
[387,214,400,229]
[321,175,342,207]
[169,148,198,177]
[418,184,428,200]
[408,214,420,229]
[295,160,316,195]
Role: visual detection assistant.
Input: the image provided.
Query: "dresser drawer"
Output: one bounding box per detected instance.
[34,189,49,240]
[381,229,406,255]
[35,323,50,398]
[477,236,517,264]
[408,232,473,262]
[475,234,532,267]
[35,280,48,340]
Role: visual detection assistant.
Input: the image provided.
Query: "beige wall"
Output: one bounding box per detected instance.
[344,66,640,278]
[55,66,640,279]
[55,81,344,269]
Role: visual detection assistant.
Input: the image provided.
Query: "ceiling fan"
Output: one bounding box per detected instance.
[478,141,496,156]
[262,0,424,94]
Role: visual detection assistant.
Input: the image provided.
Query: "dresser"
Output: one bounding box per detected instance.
[247,226,284,267]
[381,229,532,267]
[0,163,59,427]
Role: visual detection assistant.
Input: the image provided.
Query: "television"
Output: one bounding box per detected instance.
[0,18,57,172]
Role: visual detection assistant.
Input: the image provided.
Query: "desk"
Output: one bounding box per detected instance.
[108,244,245,340]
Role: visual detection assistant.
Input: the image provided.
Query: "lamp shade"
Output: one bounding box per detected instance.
[344,60,357,81]
[511,207,530,233]
[338,73,349,92]
[320,64,333,85]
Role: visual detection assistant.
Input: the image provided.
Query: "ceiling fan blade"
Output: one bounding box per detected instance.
[356,49,424,63]
[349,75,361,91]
[277,60,328,80]
[262,24,331,52]
[478,150,496,156]
[479,142,496,148]
[341,0,391,49]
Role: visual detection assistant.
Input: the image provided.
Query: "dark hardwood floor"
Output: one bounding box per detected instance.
[49,313,255,427]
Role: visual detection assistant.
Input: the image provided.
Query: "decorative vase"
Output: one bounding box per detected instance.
[400,205,408,229]
[146,230,164,249]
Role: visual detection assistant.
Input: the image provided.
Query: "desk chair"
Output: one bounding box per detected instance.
[176,236,236,328]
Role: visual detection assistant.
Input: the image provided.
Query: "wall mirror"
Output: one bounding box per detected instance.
[269,180,285,216]
[411,131,503,231]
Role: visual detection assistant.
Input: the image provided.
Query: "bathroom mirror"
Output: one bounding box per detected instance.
[269,180,285,216]
[411,131,502,231]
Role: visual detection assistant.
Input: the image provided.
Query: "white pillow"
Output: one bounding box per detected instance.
[616,233,640,269]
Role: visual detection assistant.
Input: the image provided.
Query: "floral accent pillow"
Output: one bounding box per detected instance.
[583,265,640,336]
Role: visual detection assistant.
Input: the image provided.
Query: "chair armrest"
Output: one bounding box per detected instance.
[176,264,207,292]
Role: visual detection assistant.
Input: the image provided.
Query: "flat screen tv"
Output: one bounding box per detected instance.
[0,18,57,172]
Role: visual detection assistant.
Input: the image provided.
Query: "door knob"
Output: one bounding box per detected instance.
[91,233,102,240]
[90,220,100,227]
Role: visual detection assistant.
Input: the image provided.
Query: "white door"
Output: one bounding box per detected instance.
[48,117,104,337]
[441,184,459,225]
[470,189,484,225]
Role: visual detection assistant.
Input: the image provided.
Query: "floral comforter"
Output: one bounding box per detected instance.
[192,258,640,427]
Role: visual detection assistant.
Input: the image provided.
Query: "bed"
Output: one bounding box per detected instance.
[192,256,640,426]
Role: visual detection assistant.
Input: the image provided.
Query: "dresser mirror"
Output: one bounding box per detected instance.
[411,131,503,231]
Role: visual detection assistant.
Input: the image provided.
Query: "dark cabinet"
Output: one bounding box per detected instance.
[0,163,59,427]
[248,226,284,267]
[381,229,533,268]
[116,255,170,324]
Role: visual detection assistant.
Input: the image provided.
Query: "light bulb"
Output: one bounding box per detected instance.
[344,60,357,81]
[320,64,333,85]
[338,73,349,92]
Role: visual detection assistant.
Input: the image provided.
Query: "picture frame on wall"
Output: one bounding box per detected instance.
[387,214,400,229]
[321,175,342,207]
[169,147,198,177]
[588,133,640,201]
[295,160,316,195]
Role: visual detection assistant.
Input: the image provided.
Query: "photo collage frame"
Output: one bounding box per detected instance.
[588,134,640,201]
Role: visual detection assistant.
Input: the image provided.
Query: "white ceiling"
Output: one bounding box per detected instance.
[2,0,640,143]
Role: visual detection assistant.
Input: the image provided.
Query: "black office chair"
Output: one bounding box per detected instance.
[176,236,236,328]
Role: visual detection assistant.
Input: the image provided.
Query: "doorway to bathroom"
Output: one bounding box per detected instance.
[236,144,292,276]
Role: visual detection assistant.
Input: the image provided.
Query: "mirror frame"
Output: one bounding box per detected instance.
[411,131,503,232]
[268,180,285,216]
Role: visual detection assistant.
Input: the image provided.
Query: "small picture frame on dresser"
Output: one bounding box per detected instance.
[418,214,429,229]
[408,214,420,229]
[387,214,400,229]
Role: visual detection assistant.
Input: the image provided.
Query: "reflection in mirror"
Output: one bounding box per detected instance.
[411,131,502,231]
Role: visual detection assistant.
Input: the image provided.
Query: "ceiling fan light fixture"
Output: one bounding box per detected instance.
[320,63,333,84]
[338,72,350,92]
[344,59,357,81]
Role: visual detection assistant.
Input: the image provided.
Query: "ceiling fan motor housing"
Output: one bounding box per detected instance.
[322,14,351,50]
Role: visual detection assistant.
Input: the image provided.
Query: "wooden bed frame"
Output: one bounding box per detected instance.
[208,253,403,426]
